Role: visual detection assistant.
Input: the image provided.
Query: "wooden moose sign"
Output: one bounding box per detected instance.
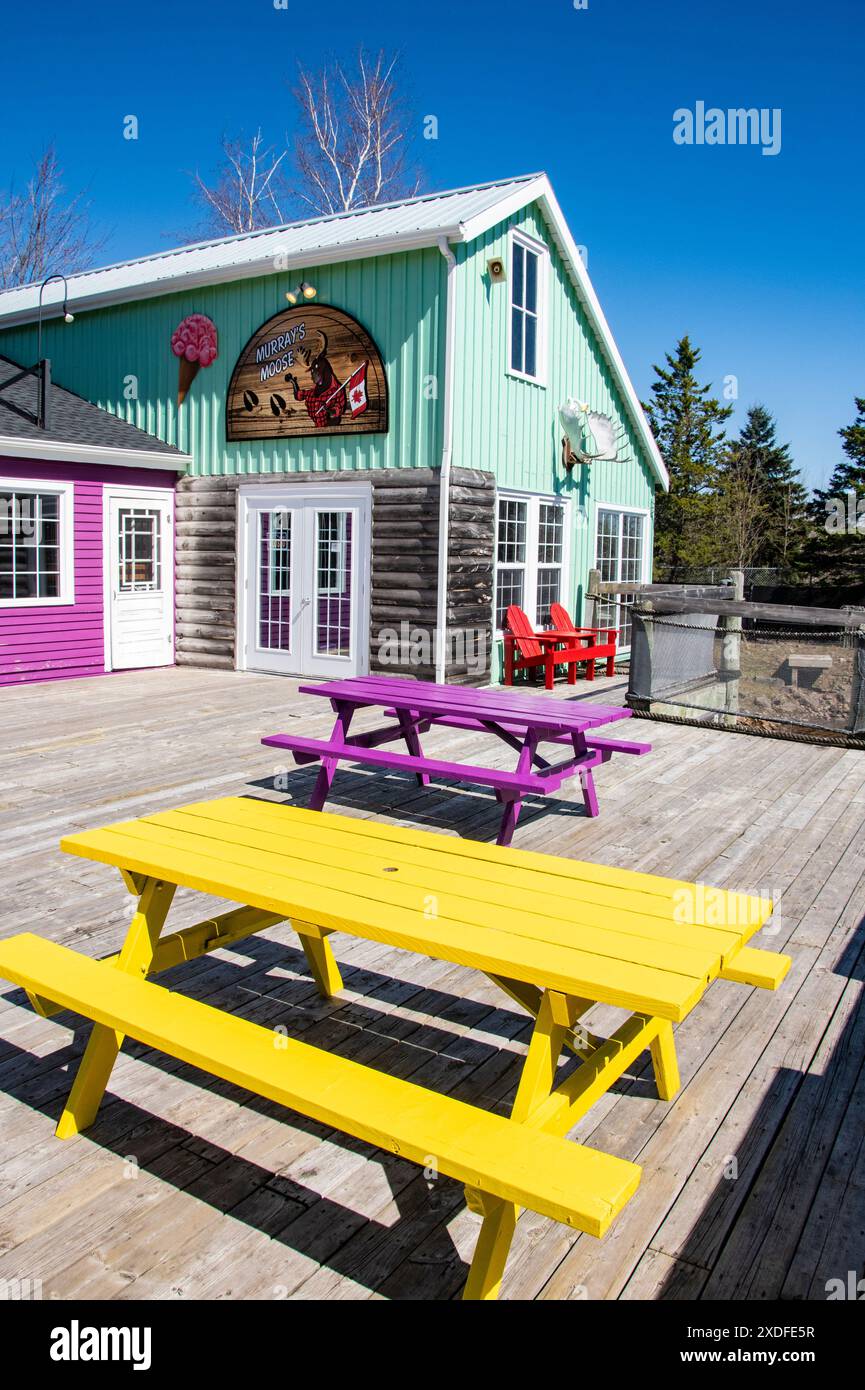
[226,304,388,442]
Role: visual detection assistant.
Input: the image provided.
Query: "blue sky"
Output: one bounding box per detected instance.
[1,0,862,488]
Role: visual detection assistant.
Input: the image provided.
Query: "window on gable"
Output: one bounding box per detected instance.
[510,237,543,379]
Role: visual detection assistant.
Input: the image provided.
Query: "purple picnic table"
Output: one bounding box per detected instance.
[262,675,651,846]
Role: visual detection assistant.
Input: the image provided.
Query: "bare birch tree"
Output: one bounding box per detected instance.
[0,146,101,288]
[191,130,289,236]
[292,48,420,215]
[715,449,769,570]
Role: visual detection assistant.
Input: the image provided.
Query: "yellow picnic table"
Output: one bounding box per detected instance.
[0,797,791,1300]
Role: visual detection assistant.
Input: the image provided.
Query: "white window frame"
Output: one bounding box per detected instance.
[592,502,651,652]
[506,229,549,386]
[0,477,75,608]
[494,489,570,634]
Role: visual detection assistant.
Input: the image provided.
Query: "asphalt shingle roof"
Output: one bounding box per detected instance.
[0,355,185,457]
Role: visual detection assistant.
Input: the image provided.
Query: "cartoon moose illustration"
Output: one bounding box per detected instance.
[285,330,347,429]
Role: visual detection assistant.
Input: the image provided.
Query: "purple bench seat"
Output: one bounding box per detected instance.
[262,732,601,800]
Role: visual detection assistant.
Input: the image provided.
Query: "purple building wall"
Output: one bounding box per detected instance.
[0,458,177,687]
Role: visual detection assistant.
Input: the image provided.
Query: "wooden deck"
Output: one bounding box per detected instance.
[0,666,863,1301]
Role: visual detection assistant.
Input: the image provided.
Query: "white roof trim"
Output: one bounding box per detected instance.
[0,436,188,470]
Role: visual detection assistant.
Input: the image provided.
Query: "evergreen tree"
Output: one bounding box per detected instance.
[806,397,865,578]
[642,336,732,575]
[721,405,808,570]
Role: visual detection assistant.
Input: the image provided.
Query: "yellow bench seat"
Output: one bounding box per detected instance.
[0,932,641,1238]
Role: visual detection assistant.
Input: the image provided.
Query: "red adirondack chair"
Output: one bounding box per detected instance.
[503,605,582,690]
[549,602,618,680]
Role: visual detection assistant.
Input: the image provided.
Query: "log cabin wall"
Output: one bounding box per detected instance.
[175,465,495,681]
[445,468,495,685]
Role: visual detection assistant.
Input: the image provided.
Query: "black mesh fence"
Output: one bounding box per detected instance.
[629,611,865,737]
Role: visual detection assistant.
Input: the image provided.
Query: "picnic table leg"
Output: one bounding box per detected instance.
[462,1192,518,1300]
[293,921,343,998]
[573,733,600,817]
[496,793,522,847]
[496,730,540,845]
[55,877,177,1139]
[308,700,355,812]
[463,989,580,1299]
[397,708,430,787]
[649,1019,681,1100]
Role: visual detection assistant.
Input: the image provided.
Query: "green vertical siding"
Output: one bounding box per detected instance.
[0,248,446,477]
[451,203,656,633]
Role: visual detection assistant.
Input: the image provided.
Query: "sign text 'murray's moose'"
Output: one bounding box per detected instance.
[226,304,388,442]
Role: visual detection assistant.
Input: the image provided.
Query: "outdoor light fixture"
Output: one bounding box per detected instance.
[36,273,74,362]
[285,281,317,305]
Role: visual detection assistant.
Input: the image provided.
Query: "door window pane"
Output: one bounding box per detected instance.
[259,509,292,651]
[118,509,162,592]
[315,511,352,657]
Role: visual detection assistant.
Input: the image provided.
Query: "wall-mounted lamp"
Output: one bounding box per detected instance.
[36,273,74,364]
[285,281,317,306]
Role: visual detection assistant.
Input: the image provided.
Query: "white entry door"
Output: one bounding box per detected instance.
[107,491,174,670]
[241,487,370,678]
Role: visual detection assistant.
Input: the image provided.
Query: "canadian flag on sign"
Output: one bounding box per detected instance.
[346,361,369,416]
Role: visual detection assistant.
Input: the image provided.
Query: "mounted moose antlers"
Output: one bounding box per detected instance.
[559,397,629,470]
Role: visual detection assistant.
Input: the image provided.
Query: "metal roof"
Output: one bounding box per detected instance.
[0,356,188,469]
[0,174,543,323]
[0,172,667,487]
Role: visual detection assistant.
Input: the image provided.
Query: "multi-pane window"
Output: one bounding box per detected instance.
[496,495,566,631]
[495,498,527,629]
[536,503,563,618]
[118,508,162,592]
[595,508,646,649]
[0,484,72,604]
[510,237,543,379]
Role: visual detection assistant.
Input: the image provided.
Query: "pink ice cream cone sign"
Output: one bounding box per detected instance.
[171,313,218,406]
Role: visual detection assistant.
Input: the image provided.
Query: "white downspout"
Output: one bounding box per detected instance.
[435,236,457,684]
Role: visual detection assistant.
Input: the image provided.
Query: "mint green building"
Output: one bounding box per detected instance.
[0,173,667,684]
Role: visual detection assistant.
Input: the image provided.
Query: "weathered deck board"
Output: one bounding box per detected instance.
[0,666,862,1301]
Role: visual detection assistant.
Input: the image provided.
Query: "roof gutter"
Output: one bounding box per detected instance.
[0,435,189,470]
[435,236,457,684]
[0,228,470,328]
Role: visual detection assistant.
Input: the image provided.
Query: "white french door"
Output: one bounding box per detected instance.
[106,490,174,670]
[240,487,370,678]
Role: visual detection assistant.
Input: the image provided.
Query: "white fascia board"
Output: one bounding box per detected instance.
[456,176,551,243]
[0,435,189,470]
[0,228,466,328]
